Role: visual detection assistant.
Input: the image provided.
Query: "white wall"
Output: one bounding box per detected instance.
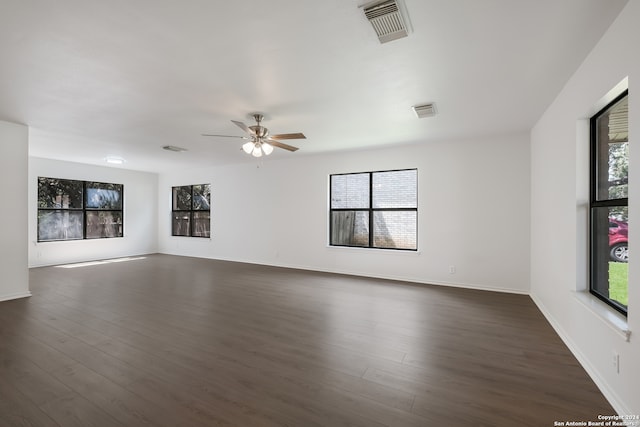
[158,133,531,294]
[531,0,639,415]
[0,120,29,301]
[29,157,159,267]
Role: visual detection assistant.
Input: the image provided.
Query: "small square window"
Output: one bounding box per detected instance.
[172,184,211,238]
[330,169,417,250]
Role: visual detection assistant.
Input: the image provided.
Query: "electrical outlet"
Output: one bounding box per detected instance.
[612,351,620,374]
[449,265,456,274]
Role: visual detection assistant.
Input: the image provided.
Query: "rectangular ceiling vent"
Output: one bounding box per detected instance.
[363,0,408,44]
[412,103,437,118]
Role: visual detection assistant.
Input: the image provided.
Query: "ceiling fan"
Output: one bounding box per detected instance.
[202,113,306,157]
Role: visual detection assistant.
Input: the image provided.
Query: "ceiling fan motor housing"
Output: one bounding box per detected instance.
[249,125,269,138]
[248,114,269,138]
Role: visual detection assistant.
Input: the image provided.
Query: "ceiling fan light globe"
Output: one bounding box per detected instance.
[252,145,263,157]
[262,142,274,155]
[242,141,255,154]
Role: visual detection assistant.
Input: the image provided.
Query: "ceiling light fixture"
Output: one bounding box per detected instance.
[104,156,126,165]
[242,140,274,157]
[240,114,279,157]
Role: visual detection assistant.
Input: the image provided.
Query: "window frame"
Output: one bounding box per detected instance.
[329,168,417,251]
[589,90,628,316]
[171,184,211,238]
[37,178,124,242]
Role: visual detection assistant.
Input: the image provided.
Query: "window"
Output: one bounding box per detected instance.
[37,178,123,241]
[172,184,211,237]
[330,169,417,250]
[590,91,628,315]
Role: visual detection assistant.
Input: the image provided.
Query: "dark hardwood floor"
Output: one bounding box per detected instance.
[0,254,613,426]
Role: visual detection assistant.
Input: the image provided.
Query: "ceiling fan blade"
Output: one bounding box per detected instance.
[268,139,299,152]
[270,132,306,140]
[202,134,249,139]
[231,120,254,134]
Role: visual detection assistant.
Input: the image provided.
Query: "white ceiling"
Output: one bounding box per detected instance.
[0,0,628,172]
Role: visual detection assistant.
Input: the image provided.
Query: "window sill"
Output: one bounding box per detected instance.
[326,245,421,255]
[572,291,631,342]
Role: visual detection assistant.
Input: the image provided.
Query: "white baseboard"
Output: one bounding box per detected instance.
[302,266,530,295]
[170,252,530,295]
[530,293,630,416]
[0,291,32,302]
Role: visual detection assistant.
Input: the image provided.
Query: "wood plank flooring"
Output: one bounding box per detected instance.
[0,254,614,426]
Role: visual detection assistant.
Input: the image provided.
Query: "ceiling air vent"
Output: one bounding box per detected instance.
[162,145,187,152]
[412,103,437,118]
[363,0,408,44]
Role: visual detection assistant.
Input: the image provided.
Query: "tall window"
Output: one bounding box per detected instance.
[38,178,123,241]
[330,169,417,250]
[590,91,628,315]
[172,184,211,238]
